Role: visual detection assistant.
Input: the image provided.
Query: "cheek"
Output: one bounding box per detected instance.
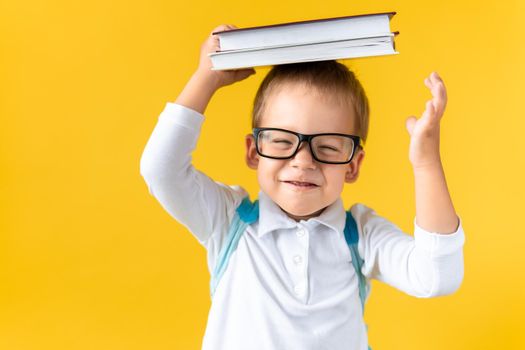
[322,167,347,191]
[256,160,281,187]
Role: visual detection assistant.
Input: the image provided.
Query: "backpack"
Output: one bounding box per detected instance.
[209,196,372,350]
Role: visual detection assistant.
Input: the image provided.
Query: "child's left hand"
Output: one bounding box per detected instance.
[405,72,447,170]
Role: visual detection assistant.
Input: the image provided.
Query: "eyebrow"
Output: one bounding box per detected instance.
[255,127,358,137]
[258,119,356,135]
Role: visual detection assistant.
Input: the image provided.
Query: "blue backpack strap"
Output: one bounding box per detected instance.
[344,210,372,350]
[344,211,368,313]
[209,196,259,298]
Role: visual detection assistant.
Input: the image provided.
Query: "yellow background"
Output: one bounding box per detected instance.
[1,0,524,348]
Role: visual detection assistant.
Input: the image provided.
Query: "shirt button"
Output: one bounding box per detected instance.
[293,255,303,265]
[296,228,305,237]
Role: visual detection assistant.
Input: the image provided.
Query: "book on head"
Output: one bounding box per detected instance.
[208,12,399,70]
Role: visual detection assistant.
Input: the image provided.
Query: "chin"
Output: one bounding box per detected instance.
[263,187,329,218]
[281,202,325,218]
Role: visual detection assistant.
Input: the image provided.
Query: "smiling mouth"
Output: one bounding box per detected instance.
[283,181,319,188]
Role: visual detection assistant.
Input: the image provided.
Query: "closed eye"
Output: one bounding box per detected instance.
[273,139,293,144]
[319,146,339,152]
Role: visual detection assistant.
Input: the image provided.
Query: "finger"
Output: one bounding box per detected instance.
[429,72,446,98]
[430,71,442,84]
[405,116,417,136]
[209,35,221,50]
[431,81,447,117]
[426,72,447,117]
[211,24,231,35]
[235,68,256,81]
[422,100,441,127]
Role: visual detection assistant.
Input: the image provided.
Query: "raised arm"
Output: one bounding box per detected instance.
[140,24,256,248]
[353,73,465,298]
[176,24,255,114]
[405,72,459,234]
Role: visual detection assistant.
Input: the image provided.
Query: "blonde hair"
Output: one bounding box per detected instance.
[251,60,370,144]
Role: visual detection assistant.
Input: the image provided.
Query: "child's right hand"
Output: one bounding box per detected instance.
[196,24,256,90]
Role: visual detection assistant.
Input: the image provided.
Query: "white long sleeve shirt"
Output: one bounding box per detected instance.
[139,102,466,350]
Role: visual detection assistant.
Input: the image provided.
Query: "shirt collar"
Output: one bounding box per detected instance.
[256,190,346,238]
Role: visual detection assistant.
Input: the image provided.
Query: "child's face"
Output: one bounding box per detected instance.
[245,82,365,221]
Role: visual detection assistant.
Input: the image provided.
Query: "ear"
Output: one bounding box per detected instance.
[345,148,365,183]
[245,134,259,169]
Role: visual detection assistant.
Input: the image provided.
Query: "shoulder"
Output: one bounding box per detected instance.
[216,182,250,205]
[209,182,251,225]
[346,203,407,271]
[347,202,399,236]
[348,202,377,223]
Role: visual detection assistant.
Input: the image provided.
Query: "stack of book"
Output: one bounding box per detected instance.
[208,12,399,70]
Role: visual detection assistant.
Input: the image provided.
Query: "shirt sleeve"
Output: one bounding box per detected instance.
[139,102,247,273]
[351,203,465,298]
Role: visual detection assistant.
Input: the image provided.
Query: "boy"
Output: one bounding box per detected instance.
[140,24,465,350]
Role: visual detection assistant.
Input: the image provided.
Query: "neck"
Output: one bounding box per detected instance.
[283,206,326,222]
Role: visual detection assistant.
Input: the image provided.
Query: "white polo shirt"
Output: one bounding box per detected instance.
[140,102,466,350]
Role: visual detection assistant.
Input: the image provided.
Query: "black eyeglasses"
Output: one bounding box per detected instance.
[253,127,361,164]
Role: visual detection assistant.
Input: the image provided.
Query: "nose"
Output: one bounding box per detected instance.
[289,141,316,169]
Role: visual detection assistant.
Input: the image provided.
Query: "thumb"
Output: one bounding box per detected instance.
[235,68,256,81]
[405,116,417,136]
